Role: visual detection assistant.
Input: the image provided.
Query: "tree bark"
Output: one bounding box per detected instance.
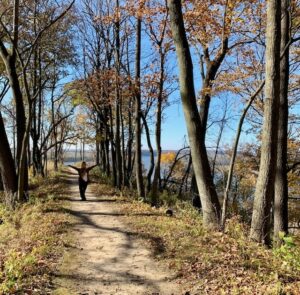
[135,16,145,198]
[114,0,122,189]
[221,81,265,229]
[127,99,134,183]
[168,0,221,229]
[250,0,281,244]
[141,113,155,194]
[0,112,17,203]
[150,49,164,205]
[274,0,289,246]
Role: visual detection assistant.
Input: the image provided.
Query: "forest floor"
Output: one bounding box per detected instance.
[53,172,182,295]
[53,171,300,295]
[1,170,299,294]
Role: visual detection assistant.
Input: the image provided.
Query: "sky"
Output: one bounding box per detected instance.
[149,98,188,150]
[139,40,238,151]
[66,0,261,152]
[0,1,260,154]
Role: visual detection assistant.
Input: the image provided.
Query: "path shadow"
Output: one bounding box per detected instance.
[52,175,177,293]
[54,266,176,293]
[57,197,118,203]
[54,207,166,257]
[53,205,170,293]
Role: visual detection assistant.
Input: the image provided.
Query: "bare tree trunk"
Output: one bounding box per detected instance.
[0,175,3,191]
[141,113,155,193]
[17,111,32,202]
[32,51,44,177]
[105,126,110,177]
[274,0,289,246]
[135,16,145,198]
[109,106,117,186]
[150,48,164,205]
[114,0,122,189]
[0,112,17,203]
[178,154,192,197]
[221,82,264,229]
[211,107,227,178]
[250,0,281,244]
[150,98,162,205]
[120,101,128,186]
[168,0,221,229]
[127,99,134,182]
[96,116,101,166]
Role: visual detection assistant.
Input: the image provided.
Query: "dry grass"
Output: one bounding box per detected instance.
[117,198,300,295]
[0,172,71,294]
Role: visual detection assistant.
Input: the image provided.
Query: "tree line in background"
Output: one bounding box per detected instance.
[0,0,300,247]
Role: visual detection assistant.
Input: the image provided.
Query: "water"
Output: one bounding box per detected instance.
[63,150,157,171]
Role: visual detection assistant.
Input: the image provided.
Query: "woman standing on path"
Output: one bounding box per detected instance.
[68,162,97,201]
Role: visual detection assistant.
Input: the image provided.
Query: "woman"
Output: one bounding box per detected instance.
[68,162,97,201]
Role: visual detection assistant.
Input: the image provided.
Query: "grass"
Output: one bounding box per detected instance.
[2,166,297,294]
[0,171,71,294]
[117,196,300,295]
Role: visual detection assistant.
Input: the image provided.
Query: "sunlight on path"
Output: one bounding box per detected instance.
[53,174,180,295]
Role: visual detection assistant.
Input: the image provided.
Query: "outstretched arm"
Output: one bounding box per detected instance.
[87,164,98,172]
[68,165,80,172]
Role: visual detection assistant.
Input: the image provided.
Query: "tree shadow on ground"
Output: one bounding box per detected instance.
[46,206,166,257]
[52,205,174,294]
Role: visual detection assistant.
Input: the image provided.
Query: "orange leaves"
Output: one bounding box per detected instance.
[76,113,88,125]
[184,0,227,45]
[184,0,265,50]
[161,152,185,179]
[161,152,176,165]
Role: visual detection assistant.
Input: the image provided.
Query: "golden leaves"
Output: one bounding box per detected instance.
[161,152,176,165]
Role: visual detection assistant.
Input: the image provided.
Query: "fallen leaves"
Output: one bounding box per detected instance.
[116,195,300,295]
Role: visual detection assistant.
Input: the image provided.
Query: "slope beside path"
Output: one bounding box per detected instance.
[53,174,181,295]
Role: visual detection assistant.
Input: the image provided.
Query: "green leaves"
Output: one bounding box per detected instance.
[274,233,300,273]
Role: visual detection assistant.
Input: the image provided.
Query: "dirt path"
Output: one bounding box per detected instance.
[54,174,181,295]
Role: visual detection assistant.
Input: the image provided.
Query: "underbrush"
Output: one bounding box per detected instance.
[0,172,71,294]
[89,166,114,186]
[119,198,300,295]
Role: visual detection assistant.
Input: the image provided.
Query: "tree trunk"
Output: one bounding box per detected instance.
[109,106,117,186]
[105,128,110,177]
[120,101,128,186]
[6,56,28,197]
[96,140,100,166]
[135,16,145,198]
[221,82,264,229]
[127,99,133,183]
[114,0,122,189]
[250,0,281,244]
[168,0,221,229]
[178,154,192,197]
[141,113,154,193]
[96,116,101,166]
[274,0,289,246]
[0,112,17,202]
[0,175,3,191]
[17,113,31,202]
[150,48,164,205]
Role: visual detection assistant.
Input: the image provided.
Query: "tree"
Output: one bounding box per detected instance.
[168,0,221,229]
[0,0,75,203]
[0,111,17,202]
[0,0,27,202]
[250,0,281,244]
[134,2,145,198]
[274,0,290,245]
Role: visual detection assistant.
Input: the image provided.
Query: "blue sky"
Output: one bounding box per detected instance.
[146,97,188,150]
